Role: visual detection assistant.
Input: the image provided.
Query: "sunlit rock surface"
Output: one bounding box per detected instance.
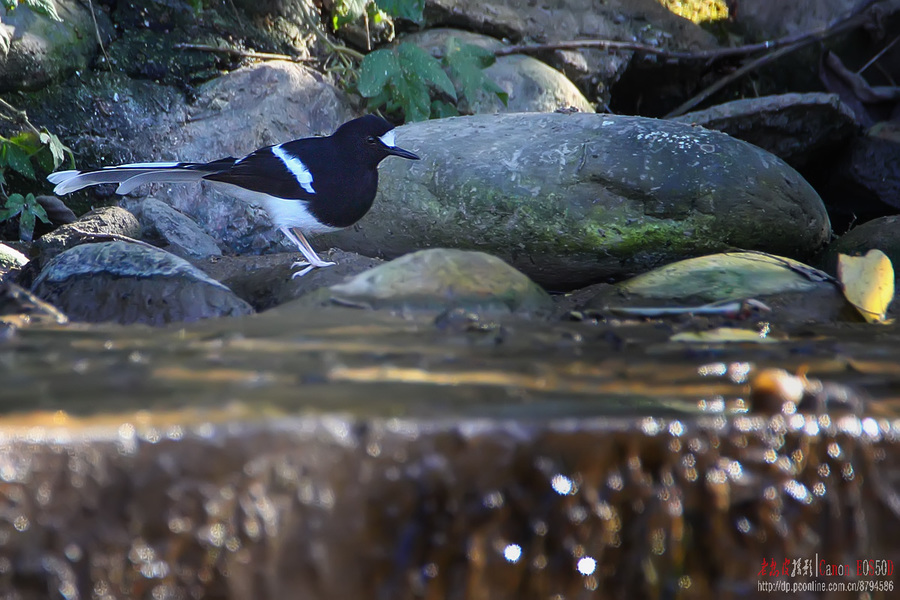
[295,248,553,314]
[0,244,27,284]
[32,241,253,325]
[320,113,832,288]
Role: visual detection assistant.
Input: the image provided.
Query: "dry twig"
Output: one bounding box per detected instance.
[173,43,316,63]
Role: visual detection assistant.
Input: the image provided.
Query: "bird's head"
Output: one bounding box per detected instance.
[334,115,420,165]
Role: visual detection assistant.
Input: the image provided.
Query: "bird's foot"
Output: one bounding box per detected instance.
[290,259,336,279]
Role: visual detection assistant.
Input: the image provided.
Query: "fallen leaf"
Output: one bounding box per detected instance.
[837,250,895,323]
[670,327,777,343]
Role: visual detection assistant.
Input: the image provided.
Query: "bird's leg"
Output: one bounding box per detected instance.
[279,227,336,278]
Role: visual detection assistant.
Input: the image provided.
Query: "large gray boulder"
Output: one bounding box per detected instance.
[320,113,832,288]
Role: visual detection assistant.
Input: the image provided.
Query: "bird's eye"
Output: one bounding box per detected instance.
[366,136,378,145]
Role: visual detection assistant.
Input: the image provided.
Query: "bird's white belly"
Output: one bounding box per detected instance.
[212,182,340,234]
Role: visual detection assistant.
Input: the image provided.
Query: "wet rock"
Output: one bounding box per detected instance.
[33,206,142,268]
[292,248,553,315]
[818,215,900,278]
[32,241,253,325]
[320,113,832,289]
[128,198,223,261]
[592,252,850,325]
[672,93,860,169]
[618,253,833,303]
[193,249,383,311]
[0,243,28,284]
[0,0,112,91]
[404,29,594,114]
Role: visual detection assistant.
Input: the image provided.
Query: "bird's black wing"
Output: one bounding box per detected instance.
[202,145,316,201]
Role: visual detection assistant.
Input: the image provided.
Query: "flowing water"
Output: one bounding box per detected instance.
[1,307,899,598]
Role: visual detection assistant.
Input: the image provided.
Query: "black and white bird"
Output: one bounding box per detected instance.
[47,115,420,277]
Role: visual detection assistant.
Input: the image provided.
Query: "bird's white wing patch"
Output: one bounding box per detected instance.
[378,130,396,148]
[272,145,316,195]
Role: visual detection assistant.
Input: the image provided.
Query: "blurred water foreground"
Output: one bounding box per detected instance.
[1,307,900,599]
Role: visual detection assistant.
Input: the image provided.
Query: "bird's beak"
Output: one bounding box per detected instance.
[385,145,420,160]
[379,130,420,160]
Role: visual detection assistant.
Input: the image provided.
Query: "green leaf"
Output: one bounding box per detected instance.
[10,132,42,156]
[375,0,423,22]
[25,194,50,224]
[4,144,35,179]
[445,38,506,109]
[23,0,62,20]
[399,43,456,100]
[0,193,25,224]
[395,67,431,121]
[358,49,400,98]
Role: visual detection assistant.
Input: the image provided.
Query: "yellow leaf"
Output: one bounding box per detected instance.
[837,250,895,324]
[670,327,777,343]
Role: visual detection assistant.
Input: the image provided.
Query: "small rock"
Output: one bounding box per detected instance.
[291,248,553,315]
[32,241,253,325]
[33,206,142,268]
[132,198,223,261]
[603,252,849,324]
[618,252,831,302]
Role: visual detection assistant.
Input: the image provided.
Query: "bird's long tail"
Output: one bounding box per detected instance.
[48,158,237,195]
